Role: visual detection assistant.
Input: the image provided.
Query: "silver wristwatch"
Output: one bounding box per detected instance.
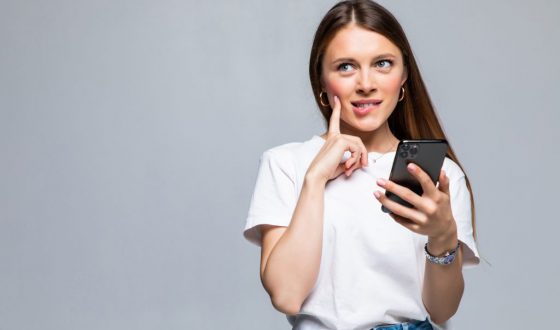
[424,241,461,265]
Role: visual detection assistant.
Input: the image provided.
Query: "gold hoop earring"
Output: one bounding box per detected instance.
[398,86,405,102]
[319,91,330,107]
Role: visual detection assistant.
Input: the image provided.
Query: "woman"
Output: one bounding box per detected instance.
[243,1,480,329]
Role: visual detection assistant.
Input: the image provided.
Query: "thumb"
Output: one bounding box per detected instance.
[438,170,450,194]
[332,163,347,180]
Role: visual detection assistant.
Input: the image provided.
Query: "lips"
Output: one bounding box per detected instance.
[351,99,382,116]
[351,99,383,107]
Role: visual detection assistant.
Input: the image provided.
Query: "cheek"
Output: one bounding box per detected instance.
[324,78,352,97]
[381,75,404,93]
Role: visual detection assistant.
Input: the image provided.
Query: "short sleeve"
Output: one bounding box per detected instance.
[449,175,480,269]
[243,149,297,247]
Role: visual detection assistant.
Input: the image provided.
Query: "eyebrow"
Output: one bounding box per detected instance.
[331,53,397,65]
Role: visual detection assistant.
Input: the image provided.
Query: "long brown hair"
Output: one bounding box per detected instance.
[309,0,477,239]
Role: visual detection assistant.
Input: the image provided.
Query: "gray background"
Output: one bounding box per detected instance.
[1,0,558,329]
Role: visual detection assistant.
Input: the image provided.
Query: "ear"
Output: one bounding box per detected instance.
[319,75,326,91]
[401,66,408,86]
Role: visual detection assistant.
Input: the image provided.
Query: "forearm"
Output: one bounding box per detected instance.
[422,225,464,324]
[262,174,326,314]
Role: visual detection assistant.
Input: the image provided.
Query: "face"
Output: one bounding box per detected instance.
[321,24,407,133]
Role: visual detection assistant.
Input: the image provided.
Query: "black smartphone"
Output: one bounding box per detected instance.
[381,139,448,213]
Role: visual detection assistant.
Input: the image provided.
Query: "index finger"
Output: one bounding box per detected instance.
[328,95,341,136]
[407,163,438,196]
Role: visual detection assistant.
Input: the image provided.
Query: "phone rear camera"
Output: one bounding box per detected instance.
[399,151,408,158]
[410,145,418,155]
[401,144,410,151]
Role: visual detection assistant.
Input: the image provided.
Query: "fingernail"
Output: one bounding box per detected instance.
[373,191,381,198]
[376,178,386,186]
[407,163,416,171]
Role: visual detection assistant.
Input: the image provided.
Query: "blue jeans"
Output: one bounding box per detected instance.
[371,317,433,330]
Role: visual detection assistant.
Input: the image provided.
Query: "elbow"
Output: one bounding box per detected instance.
[430,314,454,325]
[261,275,303,316]
[429,306,459,325]
[270,294,302,316]
[424,298,460,325]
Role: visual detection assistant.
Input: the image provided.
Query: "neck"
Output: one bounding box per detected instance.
[321,122,400,153]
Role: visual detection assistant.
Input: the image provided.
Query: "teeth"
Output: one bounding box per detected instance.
[357,103,375,108]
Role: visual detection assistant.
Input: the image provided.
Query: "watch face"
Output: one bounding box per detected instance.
[444,254,456,264]
[424,242,460,265]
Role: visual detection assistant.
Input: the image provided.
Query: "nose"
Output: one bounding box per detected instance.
[356,69,376,95]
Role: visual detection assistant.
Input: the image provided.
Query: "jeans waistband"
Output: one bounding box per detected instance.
[371,317,433,330]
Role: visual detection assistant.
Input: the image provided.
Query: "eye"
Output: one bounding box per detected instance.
[376,59,393,69]
[337,63,354,72]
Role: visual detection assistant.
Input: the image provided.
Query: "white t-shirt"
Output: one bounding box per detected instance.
[243,135,480,330]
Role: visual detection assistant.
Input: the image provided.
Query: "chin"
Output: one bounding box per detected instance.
[347,117,385,133]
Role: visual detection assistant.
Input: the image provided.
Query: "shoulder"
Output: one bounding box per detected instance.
[261,141,301,161]
[259,135,322,167]
[442,157,466,182]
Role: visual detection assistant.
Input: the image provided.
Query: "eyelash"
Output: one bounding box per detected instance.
[376,59,393,68]
[337,60,393,72]
[337,63,354,72]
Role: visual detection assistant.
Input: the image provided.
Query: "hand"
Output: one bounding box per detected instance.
[373,163,457,243]
[305,95,369,184]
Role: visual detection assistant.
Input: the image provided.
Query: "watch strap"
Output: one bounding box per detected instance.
[424,241,461,265]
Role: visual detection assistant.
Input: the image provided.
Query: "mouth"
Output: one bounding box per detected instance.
[350,99,382,116]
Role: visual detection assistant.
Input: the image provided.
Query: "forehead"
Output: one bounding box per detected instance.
[324,24,402,61]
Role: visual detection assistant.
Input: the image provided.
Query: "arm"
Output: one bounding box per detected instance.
[260,174,326,316]
[373,164,468,324]
[422,223,465,324]
[259,95,368,315]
